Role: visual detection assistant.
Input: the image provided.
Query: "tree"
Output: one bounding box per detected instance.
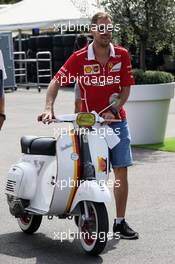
[0,0,21,4]
[102,0,175,70]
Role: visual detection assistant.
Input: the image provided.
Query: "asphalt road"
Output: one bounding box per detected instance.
[0,88,175,264]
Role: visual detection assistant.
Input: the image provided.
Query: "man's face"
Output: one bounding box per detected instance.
[91,17,113,48]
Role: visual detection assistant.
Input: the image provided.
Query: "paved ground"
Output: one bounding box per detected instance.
[0,88,175,264]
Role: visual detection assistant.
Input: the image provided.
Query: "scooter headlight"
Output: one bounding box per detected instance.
[76,113,96,127]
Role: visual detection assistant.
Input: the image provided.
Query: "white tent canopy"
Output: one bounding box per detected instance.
[72,0,104,17]
[0,0,90,31]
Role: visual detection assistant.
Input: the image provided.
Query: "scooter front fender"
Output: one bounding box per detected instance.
[70,180,111,213]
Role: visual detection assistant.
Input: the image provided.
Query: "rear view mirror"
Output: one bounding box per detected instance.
[109,93,121,110]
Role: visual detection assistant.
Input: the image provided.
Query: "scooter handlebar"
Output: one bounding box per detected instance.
[54,113,105,124]
[54,114,77,123]
[41,112,121,124]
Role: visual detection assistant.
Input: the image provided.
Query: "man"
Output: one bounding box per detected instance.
[0,50,7,130]
[38,12,139,239]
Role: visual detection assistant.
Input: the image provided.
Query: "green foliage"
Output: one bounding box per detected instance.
[133,69,175,84]
[135,137,175,152]
[103,0,175,45]
[0,0,21,4]
[133,69,144,84]
[102,0,175,69]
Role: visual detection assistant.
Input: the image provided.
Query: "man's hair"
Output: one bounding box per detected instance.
[91,12,112,25]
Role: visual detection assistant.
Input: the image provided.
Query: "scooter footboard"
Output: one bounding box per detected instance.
[70,180,111,213]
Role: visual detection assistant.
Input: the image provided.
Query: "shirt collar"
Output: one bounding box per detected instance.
[87,42,116,60]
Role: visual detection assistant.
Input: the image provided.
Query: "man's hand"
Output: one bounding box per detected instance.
[38,108,55,124]
[101,111,115,125]
[0,96,5,130]
[0,115,5,130]
[38,78,59,124]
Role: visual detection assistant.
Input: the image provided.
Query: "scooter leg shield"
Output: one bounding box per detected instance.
[70,180,111,213]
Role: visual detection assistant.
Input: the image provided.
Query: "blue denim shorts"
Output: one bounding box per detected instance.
[109,120,133,168]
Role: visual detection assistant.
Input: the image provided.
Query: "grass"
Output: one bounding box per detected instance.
[133,137,175,152]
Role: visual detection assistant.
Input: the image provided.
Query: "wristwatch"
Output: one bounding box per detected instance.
[0,113,6,120]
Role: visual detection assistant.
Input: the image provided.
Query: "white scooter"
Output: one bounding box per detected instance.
[5,95,120,256]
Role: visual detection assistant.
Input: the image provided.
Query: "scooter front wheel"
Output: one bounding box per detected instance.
[17,214,42,234]
[78,202,109,256]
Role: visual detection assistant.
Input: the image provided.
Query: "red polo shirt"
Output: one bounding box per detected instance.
[54,42,134,120]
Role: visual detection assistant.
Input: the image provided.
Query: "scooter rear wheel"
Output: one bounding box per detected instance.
[17,214,42,234]
[78,202,109,256]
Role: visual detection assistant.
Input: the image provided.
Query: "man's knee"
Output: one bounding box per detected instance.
[114,167,127,175]
[113,167,128,182]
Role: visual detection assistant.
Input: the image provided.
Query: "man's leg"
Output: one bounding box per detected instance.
[113,167,128,218]
[109,121,139,239]
[112,166,138,239]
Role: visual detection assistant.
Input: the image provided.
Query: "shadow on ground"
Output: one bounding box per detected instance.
[0,231,119,264]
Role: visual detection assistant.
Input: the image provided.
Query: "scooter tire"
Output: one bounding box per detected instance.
[74,215,79,227]
[78,202,109,256]
[17,214,42,234]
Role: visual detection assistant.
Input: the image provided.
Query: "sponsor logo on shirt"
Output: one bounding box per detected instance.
[110,62,121,72]
[84,64,100,74]
[93,64,100,73]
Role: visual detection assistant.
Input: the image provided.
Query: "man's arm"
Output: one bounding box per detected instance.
[0,68,5,130]
[38,79,60,123]
[0,96,5,130]
[38,52,78,123]
[102,86,131,123]
[117,86,131,110]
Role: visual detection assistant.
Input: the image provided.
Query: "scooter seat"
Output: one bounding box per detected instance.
[21,136,56,156]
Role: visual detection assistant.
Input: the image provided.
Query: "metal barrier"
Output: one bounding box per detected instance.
[14,51,27,86]
[13,51,52,92]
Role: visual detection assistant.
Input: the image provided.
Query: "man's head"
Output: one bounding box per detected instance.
[91,12,113,48]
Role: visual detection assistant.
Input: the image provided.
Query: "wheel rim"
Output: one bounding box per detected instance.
[79,202,98,251]
[17,214,33,230]
[20,214,32,225]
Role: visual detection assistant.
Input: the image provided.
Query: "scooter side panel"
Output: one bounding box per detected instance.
[6,161,37,200]
[49,133,80,215]
[20,154,56,212]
